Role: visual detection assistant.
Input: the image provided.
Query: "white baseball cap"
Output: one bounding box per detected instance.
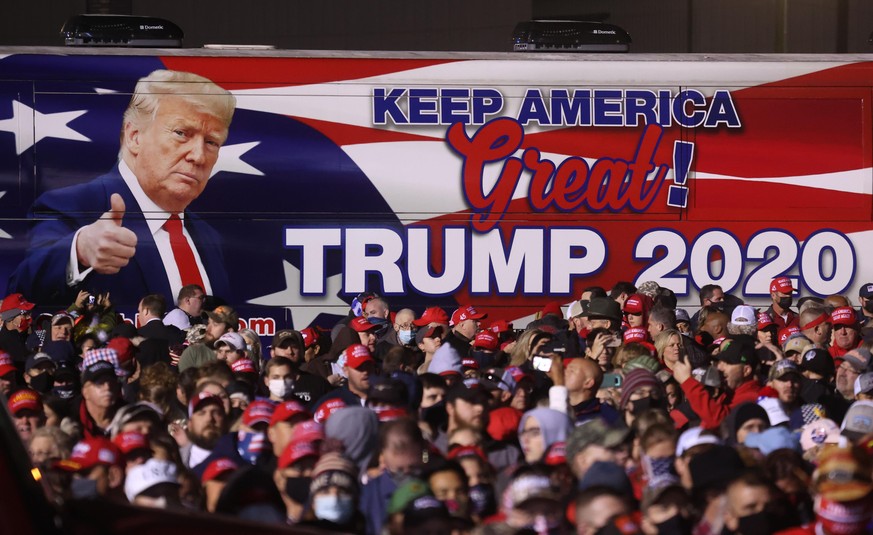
[124,458,179,502]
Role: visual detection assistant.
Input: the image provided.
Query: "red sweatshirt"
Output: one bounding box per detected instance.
[680,377,762,430]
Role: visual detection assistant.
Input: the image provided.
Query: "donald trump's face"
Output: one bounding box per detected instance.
[125,95,228,213]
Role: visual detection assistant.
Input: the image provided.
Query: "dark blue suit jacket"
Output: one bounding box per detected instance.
[7,167,231,308]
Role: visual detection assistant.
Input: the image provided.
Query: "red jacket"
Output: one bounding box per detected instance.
[680,377,762,430]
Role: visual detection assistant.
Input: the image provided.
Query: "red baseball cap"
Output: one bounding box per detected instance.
[231,359,257,374]
[0,351,15,377]
[8,389,42,415]
[447,445,488,464]
[0,293,34,321]
[413,307,449,327]
[757,312,776,330]
[314,399,346,424]
[488,320,513,334]
[343,344,374,369]
[623,295,644,314]
[269,400,310,427]
[461,357,479,370]
[450,305,487,326]
[277,439,319,470]
[770,276,795,294]
[541,301,562,317]
[831,306,858,327]
[291,420,325,443]
[350,316,379,332]
[201,458,239,483]
[243,399,276,427]
[623,327,648,344]
[56,438,121,472]
[472,331,498,351]
[778,326,801,345]
[188,391,225,418]
[106,337,134,365]
[113,431,150,456]
[300,327,319,349]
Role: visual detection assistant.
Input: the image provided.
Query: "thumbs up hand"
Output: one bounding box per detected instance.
[75,193,138,274]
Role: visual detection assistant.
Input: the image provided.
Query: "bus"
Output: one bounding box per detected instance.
[0,47,871,331]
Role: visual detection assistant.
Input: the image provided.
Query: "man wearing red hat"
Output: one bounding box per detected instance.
[444,305,487,358]
[56,437,125,500]
[829,306,861,359]
[766,276,799,329]
[8,388,46,442]
[0,292,35,364]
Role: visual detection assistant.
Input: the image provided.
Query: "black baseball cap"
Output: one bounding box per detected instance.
[715,340,758,368]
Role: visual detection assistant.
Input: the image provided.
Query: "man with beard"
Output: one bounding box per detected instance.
[313,344,374,408]
[203,305,238,346]
[759,360,804,429]
[8,389,45,443]
[75,361,124,439]
[673,340,762,430]
[181,391,227,470]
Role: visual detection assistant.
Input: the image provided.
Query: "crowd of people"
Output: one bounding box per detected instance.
[4,276,873,534]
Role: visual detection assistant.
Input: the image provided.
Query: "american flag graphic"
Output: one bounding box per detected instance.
[0,51,871,329]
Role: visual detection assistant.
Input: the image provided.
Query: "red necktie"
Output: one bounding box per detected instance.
[164,214,204,289]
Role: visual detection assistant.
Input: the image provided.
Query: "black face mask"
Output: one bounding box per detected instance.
[70,478,99,499]
[51,385,75,400]
[30,373,54,394]
[655,514,692,535]
[469,483,497,517]
[630,395,665,416]
[284,476,311,504]
[228,407,244,423]
[777,296,793,310]
[711,301,726,312]
[735,510,770,534]
[864,300,873,314]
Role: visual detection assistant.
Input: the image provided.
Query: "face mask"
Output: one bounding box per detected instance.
[736,510,770,534]
[368,317,388,326]
[236,431,265,464]
[709,301,725,312]
[29,372,54,393]
[18,315,32,333]
[864,300,873,314]
[630,395,665,416]
[268,378,293,399]
[471,350,496,369]
[313,494,354,524]
[284,476,311,504]
[51,385,75,400]
[469,483,497,517]
[641,454,677,484]
[70,478,99,499]
[654,514,692,535]
[777,296,793,310]
[398,329,414,345]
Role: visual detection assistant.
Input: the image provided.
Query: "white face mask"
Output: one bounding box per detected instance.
[268,378,293,399]
[313,494,354,524]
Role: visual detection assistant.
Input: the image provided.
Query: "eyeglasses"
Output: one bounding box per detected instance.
[833,324,853,331]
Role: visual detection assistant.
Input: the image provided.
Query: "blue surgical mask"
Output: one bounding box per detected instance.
[313,494,354,524]
[398,329,414,345]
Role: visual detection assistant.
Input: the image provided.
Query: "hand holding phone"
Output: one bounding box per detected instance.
[532,355,552,372]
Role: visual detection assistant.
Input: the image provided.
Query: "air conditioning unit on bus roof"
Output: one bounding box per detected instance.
[512,20,631,52]
[61,14,183,47]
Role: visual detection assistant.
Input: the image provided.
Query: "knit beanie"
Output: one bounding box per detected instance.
[619,368,661,410]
